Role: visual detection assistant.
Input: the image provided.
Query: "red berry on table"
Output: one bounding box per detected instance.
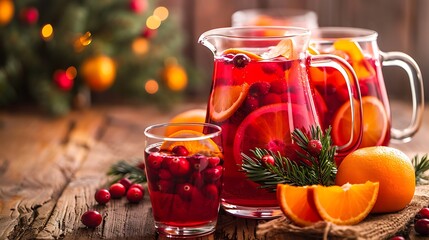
[94,189,111,205]
[147,153,163,169]
[177,183,194,201]
[308,139,323,156]
[126,187,144,203]
[390,236,405,240]
[172,145,189,156]
[419,207,429,219]
[109,183,126,198]
[129,183,144,193]
[81,210,102,228]
[168,157,190,177]
[118,178,132,190]
[262,155,275,166]
[415,218,429,235]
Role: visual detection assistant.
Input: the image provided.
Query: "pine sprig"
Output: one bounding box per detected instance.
[241,126,337,191]
[107,159,147,184]
[412,154,429,185]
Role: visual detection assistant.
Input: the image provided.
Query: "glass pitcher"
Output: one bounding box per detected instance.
[198,26,361,218]
[309,27,424,161]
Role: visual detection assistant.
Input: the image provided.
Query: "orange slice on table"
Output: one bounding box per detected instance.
[333,39,375,79]
[332,96,388,148]
[160,130,221,156]
[209,83,249,122]
[277,184,322,226]
[313,181,379,225]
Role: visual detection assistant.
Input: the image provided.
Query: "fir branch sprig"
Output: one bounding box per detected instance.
[241,126,337,191]
[107,159,147,184]
[412,154,429,185]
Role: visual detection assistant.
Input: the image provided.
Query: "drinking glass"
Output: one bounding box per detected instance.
[232,8,318,29]
[144,123,223,237]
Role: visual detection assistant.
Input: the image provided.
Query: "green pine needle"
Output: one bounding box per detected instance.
[413,154,429,185]
[241,126,337,191]
[107,159,147,184]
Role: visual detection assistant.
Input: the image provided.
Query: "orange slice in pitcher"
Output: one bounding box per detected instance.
[332,96,388,148]
[160,130,221,156]
[277,184,322,226]
[222,49,262,60]
[209,83,249,122]
[313,181,379,225]
[333,39,375,79]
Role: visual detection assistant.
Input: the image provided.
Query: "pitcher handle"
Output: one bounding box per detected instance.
[380,51,425,143]
[310,54,363,153]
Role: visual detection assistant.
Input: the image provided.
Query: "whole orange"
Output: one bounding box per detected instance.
[335,146,415,213]
[165,109,207,136]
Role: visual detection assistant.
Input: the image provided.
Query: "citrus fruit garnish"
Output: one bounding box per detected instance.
[307,45,320,55]
[332,96,388,148]
[233,103,311,164]
[209,83,249,122]
[333,39,375,78]
[313,181,379,225]
[277,184,322,226]
[222,49,262,60]
[165,109,206,136]
[160,130,221,156]
[262,39,294,59]
[335,146,415,213]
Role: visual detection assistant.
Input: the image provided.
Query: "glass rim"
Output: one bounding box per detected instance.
[144,122,222,142]
[232,8,318,19]
[198,26,310,41]
[310,27,378,43]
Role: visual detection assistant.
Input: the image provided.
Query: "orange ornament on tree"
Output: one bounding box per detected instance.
[80,55,116,91]
[0,0,14,26]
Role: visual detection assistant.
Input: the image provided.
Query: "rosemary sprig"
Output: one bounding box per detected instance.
[241,126,337,191]
[412,154,429,185]
[107,159,147,184]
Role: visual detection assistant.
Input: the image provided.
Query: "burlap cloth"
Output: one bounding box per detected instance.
[257,185,429,240]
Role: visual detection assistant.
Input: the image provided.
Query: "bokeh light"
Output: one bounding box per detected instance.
[66,66,77,79]
[79,31,92,46]
[145,79,159,94]
[146,15,161,30]
[41,24,54,40]
[153,7,169,21]
[132,37,149,55]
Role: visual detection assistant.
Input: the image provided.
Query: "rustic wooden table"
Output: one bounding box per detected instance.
[0,100,428,240]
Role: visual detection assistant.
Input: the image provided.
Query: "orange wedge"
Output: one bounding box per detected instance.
[209,83,249,122]
[222,49,262,60]
[277,184,322,226]
[333,39,375,79]
[165,109,207,136]
[313,181,379,225]
[160,130,221,156]
[332,96,388,148]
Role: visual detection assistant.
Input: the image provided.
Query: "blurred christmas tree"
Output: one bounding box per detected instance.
[0,0,196,115]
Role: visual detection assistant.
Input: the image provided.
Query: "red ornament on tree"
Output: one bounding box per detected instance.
[142,27,157,39]
[21,7,39,25]
[129,0,147,14]
[53,70,73,91]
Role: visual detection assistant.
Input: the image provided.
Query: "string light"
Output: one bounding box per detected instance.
[41,24,54,40]
[146,15,161,30]
[132,37,149,55]
[145,79,159,94]
[153,6,169,21]
[66,66,77,79]
[74,31,92,52]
